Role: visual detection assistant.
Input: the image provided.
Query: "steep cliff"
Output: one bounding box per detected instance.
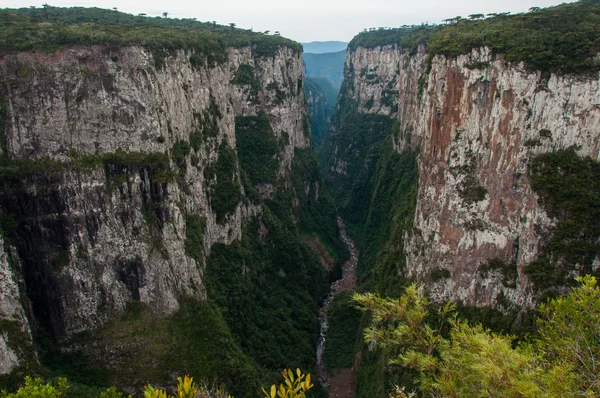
[0,8,342,394]
[321,4,600,396]
[304,76,337,148]
[323,0,600,320]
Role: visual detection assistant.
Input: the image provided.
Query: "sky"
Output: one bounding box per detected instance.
[3,0,577,42]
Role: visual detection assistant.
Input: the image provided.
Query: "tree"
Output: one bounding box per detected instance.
[354,277,600,397]
[536,275,600,395]
[0,377,68,398]
[229,22,236,30]
[1,377,128,398]
[468,14,485,20]
[261,369,313,398]
[162,12,168,18]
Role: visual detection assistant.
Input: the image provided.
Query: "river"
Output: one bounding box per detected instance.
[316,217,358,396]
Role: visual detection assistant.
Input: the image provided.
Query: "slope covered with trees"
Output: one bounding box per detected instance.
[349,0,600,74]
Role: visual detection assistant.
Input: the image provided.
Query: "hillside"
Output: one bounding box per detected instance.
[1,1,600,397]
[320,1,600,395]
[0,7,343,397]
[304,77,337,148]
[304,50,346,91]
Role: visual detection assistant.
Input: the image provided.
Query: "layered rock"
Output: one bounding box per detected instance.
[0,43,311,347]
[0,232,34,374]
[329,43,600,309]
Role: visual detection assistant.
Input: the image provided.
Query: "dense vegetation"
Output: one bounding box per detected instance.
[235,112,280,185]
[349,0,600,74]
[318,88,420,396]
[320,94,418,297]
[304,77,336,149]
[526,148,600,295]
[204,143,243,223]
[322,293,362,370]
[3,370,314,398]
[196,111,341,397]
[356,276,600,397]
[0,6,301,63]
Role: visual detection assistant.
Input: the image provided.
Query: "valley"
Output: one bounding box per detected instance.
[1,1,600,397]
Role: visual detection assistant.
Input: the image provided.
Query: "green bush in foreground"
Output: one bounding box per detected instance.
[355,275,600,397]
[2,370,314,398]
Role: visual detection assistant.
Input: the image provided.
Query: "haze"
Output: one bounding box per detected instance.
[3,0,576,42]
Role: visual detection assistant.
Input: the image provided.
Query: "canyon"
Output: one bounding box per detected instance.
[1,2,600,397]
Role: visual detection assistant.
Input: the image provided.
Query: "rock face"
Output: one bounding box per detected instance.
[328,43,600,310]
[0,231,35,375]
[0,42,311,361]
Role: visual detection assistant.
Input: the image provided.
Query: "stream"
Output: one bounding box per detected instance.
[316,217,358,391]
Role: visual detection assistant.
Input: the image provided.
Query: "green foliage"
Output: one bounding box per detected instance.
[304,77,337,149]
[479,258,518,288]
[191,93,222,149]
[429,268,451,282]
[536,275,600,395]
[354,278,600,397]
[1,376,130,398]
[184,214,205,262]
[167,300,264,398]
[261,369,313,398]
[0,7,301,62]
[1,377,68,398]
[0,320,34,364]
[525,148,600,292]
[323,293,362,370]
[235,112,280,185]
[348,1,600,74]
[204,143,242,223]
[205,211,326,374]
[319,100,418,397]
[144,375,232,398]
[231,64,261,104]
[348,26,435,55]
[454,303,536,337]
[171,140,190,169]
[291,148,345,262]
[36,299,262,397]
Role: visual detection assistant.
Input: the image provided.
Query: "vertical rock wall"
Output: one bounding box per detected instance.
[0,43,311,348]
[330,44,600,309]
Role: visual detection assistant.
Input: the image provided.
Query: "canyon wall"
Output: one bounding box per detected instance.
[0,41,322,379]
[324,43,600,311]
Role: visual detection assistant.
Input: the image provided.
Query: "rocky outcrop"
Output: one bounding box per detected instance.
[0,231,35,374]
[329,43,600,310]
[0,43,311,345]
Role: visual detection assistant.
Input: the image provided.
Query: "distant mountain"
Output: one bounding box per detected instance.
[302,41,348,54]
[304,50,346,91]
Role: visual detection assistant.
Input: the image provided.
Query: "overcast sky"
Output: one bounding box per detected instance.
[4,0,576,42]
